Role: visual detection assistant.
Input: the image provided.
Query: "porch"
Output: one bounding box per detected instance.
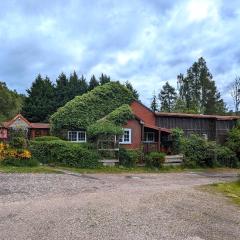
[142,124,172,154]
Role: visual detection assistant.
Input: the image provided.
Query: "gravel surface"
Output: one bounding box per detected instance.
[0,172,239,240]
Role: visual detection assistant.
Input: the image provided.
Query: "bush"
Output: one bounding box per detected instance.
[30,140,100,168]
[119,148,140,167]
[181,134,239,168]
[171,128,184,154]
[2,157,39,167]
[180,135,219,168]
[34,136,61,141]
[145,151,166,168]
[215,145,239,168]
[226,127,240,159]
[8,129,28,149]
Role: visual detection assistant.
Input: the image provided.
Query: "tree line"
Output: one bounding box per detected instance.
[1,56,239,123]
[21,72,139,122]
[150,57,227,115]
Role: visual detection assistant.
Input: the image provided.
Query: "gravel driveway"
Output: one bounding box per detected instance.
[0,171,239,240]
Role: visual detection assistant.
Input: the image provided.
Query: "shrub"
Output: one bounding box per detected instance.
[171,128,184,154]
[8,129,28,149]
[226,127,240,159]
[34,136,61,141]
[145,151,166,168]
[30,140,100,168]
[215,145,239,168]
[119,148,140,167]
[2,157,39,167]
[180,134,219,168]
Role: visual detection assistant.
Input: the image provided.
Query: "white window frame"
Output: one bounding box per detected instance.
[68,131,86,142]
[119,128,132,144]
[144,132,155,143]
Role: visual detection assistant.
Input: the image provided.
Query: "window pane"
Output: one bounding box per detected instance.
[78,131,86,141]
[69,131,77,141]
[124,130,129,142]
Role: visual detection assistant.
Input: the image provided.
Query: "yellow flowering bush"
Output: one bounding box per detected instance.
[0,143,31,159]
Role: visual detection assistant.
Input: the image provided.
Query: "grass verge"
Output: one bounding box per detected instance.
[56,165,185,174]
[0,165,62,174]
[206,180,240,205]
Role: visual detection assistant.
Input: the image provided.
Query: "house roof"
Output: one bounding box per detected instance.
[155,112,240,121]
[1,114,50,129]
[144,123,171,133]
[31,123,50,129]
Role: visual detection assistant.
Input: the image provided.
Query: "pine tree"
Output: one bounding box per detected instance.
[22,74,55,122]
[159,82,177,112]
[78,75,88,94]
[150,91,158,111]
[177,57,226,114]
[88,75,99,91]
[99,73,111,85]
[68,71,79,100]
[125,81,139,100]
[55,72,69,109]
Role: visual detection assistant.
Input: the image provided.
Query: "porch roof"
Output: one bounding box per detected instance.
[144,123,171,133]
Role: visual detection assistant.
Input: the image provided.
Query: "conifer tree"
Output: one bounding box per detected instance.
[177,57,226,114]
[99,73,111,85]
[88,75,99,91]
[22,74,55,122]
[55,72,69,109]
[150,91,158,111]
[159,82,177,112]
[125,81,139,100]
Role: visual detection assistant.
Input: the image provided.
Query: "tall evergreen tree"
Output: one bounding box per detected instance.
[88,75,99,91]
[78,74,88,94]
[150,91,158,111]
[125,81,139,100]
[22,74,55,122]
[55,72,69,109]
[159,82,177,112]
[99,73,111,85]
[177,57,226,114]
[68,71,88,99]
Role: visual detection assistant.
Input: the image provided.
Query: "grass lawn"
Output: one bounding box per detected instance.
[207,180,240,205]
[56,165,186,174]
[0,165,62,174]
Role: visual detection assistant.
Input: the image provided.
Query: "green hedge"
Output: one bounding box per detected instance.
[34,136,61,141]
[50,82,134,134]
[30,140,100,168]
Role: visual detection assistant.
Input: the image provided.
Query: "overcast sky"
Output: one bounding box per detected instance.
[0,0,239,109]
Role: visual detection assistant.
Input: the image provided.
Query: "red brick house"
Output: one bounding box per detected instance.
[0,114,50,141]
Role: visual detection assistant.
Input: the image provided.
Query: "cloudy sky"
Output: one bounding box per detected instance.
[0,0,239,109]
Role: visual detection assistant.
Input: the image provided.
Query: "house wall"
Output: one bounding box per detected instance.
[121,119,142,149]
[130,101,155,126]
[156,116,236,142]
[0,128,7,140]
[30,129,50,139]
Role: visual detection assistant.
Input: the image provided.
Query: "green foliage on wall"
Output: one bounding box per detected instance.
[50,82,134,134]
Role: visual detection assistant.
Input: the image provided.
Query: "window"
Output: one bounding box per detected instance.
[119,128,132,144]
[68,131,86,142]
[144,132,155,143]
